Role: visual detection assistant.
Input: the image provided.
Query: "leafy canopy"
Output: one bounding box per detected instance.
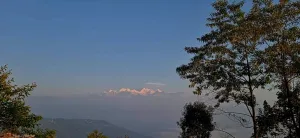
[177,0,300,137]
[177,102,214,138]
[87,130,108,138]
[0,65,55,137]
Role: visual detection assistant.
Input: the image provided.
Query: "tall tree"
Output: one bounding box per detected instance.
[177,102,214,138]
[87,130,108,138]
[176,0,272,137]
[256,0,300,137]
[0,65,55,137]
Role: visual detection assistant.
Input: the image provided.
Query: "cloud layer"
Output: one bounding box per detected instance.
[104,88,164,96]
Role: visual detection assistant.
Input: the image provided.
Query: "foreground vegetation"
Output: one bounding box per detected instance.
[177,0,300,137]
[0,65,55,138]
[87,130,129,138]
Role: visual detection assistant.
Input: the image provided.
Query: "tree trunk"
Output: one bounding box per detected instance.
[246,57,258,138]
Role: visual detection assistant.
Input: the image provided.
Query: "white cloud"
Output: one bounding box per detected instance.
[104,88,164,96]
[145,82,166,86]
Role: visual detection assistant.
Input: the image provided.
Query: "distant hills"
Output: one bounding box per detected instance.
[39,118,152,138]
[27,93,192,138]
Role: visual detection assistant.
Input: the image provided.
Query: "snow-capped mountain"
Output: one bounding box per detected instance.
[103,88,164,96]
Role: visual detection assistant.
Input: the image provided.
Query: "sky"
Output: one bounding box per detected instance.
[0,0,216,95]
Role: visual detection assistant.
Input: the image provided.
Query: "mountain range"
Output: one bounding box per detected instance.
[39,118,152,138]
[27,90,192,138]
[103,88,164,96]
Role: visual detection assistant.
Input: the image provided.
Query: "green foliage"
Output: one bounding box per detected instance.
[177,102,214,138]
[255,0,300,137]
[87,130,108,138]
[30,128,56,138]
[177,0,300,137]
[0,65,56,137]
[176,0,272,137]
[257,101,285,137]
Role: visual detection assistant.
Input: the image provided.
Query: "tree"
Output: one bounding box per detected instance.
[176,0,272,137]
[256,0,300,137]
[177,101,214,138]
[87,130,108,138]
[177,0,300,137]
[32,128,56,138]
[0,65,56,137]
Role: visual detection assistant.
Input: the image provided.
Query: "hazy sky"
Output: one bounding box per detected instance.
[0,0,218,95]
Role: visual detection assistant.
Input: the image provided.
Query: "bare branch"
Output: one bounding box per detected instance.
[215,108,252,117]
[215,128,236,138]
[224,113,253,128]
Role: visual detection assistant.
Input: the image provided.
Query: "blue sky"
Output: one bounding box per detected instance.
[0,0,215,95]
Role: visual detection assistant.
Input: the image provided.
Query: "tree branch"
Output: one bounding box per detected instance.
[215,108,252,117]
[243,101,253,118]
[224,113,253,128]
[215,128,236,138]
